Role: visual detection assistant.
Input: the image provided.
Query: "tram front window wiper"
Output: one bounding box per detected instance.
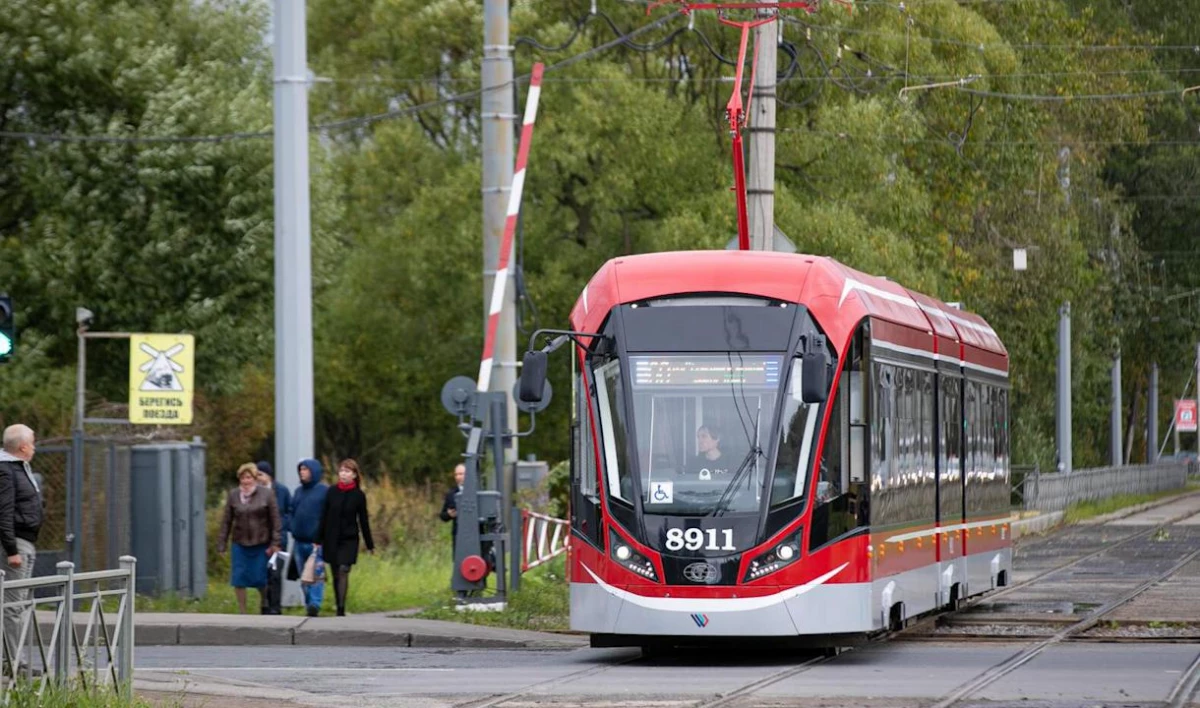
[711,445,762,518]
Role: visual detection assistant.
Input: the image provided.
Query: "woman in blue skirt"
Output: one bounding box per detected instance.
[218,463,282,613]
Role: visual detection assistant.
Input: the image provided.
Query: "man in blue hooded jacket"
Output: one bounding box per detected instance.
[288,458,328,617]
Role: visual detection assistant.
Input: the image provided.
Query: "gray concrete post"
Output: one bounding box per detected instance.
[272,0,314,494]
[1111,353,1122,466]
[482,0,518,486]
[748,1,777,251]
[1057,302,1072,474]
[1148,362,1159,462]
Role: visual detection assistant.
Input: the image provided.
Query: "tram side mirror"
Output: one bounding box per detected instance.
[799,338,830,404]
[519,350,549,404]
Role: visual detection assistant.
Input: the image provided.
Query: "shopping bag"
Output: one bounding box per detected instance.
[312,546,326,584]
[301,550,317,584]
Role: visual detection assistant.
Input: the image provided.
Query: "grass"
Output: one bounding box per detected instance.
[134,476,573,631]
[3,682,150,707]
[416,555,571,632]
[1063,481,1200,524]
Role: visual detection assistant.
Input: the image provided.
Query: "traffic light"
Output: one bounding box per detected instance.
[0,294,13,364]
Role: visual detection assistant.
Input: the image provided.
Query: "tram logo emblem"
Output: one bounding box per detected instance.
[691,613,709,628]
[683,562,719,584]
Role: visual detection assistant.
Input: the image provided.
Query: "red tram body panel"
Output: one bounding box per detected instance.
[562,251,1011,645]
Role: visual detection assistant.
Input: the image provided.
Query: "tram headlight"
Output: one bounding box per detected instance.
[609,528,659,582]
[743,531,802,582]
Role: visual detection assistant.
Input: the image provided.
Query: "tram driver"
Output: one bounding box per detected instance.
[686,424,730,480]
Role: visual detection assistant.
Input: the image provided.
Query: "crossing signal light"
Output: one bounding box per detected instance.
[0,294,12,363]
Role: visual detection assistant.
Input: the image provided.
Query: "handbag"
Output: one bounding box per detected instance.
[301,551,317,584]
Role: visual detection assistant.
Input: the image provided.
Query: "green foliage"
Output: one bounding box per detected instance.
[3,0,1199,484]
[4,682,146,708]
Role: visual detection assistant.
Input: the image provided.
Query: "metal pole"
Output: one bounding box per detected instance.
[119,556,136,686]
[1148,362,1159,463]
[71,330,85,569]
[748,3,777,251]
[273,0,314,495]
[55,561,73,684]
[1111,352,1122,466]
[1056,302,1072,474]
[482,0,518,497]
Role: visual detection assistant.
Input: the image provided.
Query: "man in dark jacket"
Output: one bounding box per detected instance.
[0,424,43,675]
[255,461,291,615]
[438,464,466,553]
[288,459,328,617]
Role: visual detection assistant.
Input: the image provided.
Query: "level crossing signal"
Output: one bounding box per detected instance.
[0,294,12,363]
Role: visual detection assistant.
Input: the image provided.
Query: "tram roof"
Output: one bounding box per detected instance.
[568,250,1007,365]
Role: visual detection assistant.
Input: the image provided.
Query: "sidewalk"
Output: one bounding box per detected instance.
[33,610,586,649]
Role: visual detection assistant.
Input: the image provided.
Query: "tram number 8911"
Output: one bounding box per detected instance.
[665,528,736,552]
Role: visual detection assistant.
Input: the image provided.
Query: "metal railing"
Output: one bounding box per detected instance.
[1020,462,1188,513]
[0,556,135,699]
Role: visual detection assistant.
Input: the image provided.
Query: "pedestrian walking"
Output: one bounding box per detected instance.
[255,460,291,615]
[288,458,328,617]
[0,424,43,676]
[438,463,466,553]
[317,459,374,617]
[218,463,281,614]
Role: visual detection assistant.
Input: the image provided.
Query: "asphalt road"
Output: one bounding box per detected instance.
[135,642,1200,707]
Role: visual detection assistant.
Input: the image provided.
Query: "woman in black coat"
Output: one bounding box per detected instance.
[316,458,374,616]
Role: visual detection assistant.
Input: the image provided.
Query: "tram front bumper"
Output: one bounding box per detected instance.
[570,570,873,637]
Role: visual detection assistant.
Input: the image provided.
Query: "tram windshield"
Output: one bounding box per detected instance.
[594,353,818,516]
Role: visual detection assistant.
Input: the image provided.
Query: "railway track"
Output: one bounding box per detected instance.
[454,497,1200,708]
[686,496,1200,708]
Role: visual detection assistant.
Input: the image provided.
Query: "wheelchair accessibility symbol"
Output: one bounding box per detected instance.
[650,481,673,504]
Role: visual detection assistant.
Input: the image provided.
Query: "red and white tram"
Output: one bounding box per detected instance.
[520,250,1011,649]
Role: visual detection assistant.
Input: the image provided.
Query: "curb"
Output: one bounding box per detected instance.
[133,625,583,648]
[1010,511,1064,540]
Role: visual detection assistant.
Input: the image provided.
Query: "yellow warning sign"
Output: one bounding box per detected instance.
[129,334,195,425]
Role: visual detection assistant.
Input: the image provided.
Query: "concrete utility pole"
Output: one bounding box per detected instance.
[482,0,518,490]
[1056,302,1072,474]
[747,1,777,251]
[273,0,313,491]
[1110,352,1122,467]
[1147,362,1158,463]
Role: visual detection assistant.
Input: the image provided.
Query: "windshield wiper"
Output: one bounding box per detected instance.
[711,445,762,518]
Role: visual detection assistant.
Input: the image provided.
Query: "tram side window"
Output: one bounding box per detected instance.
[571,371,603,548]
[809,326,869,551]
[594,359,635,503]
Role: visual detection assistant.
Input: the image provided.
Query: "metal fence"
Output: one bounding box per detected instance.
[35,439,138,576]
[1,557,135,698]
[1020,461,1189,513]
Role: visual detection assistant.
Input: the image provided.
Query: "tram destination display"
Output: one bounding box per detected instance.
[631,355,782,388]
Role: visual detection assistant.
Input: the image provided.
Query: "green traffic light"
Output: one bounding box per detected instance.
[0,333,11,357]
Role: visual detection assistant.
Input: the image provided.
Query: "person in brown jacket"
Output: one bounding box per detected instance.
[219,463,282,614]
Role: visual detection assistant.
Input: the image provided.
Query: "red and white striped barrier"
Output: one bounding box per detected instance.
[521,509,570,572]
[477,63,545,393]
